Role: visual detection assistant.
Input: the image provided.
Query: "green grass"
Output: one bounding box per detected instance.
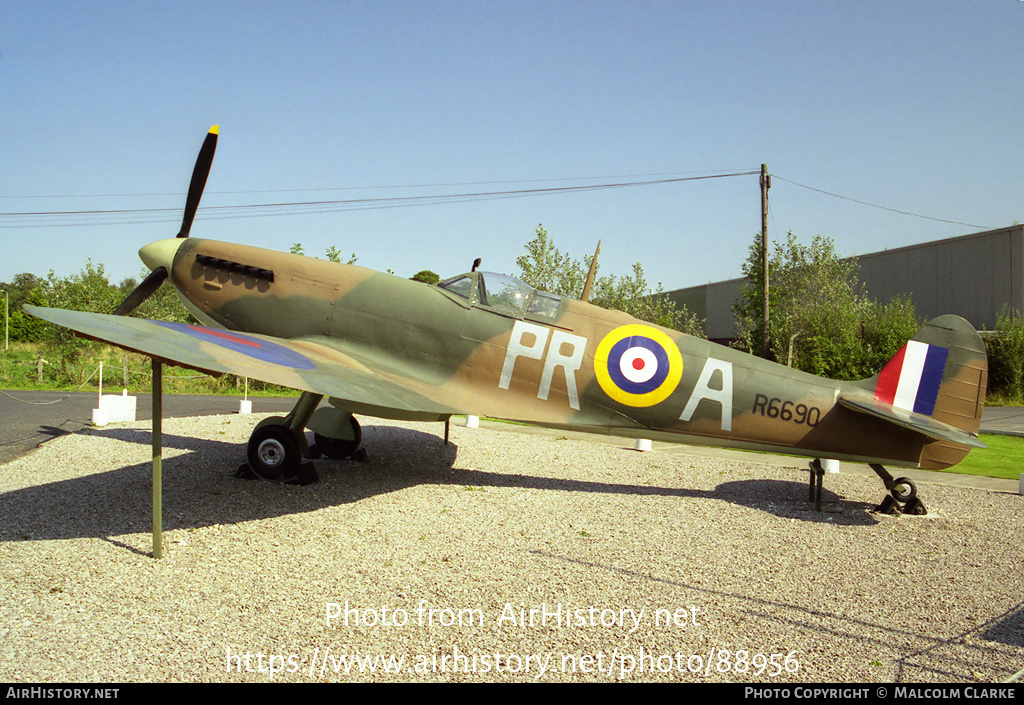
[0,343,297,397]
[939,434,1024,480]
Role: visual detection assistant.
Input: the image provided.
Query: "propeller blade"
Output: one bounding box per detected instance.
[176,125,219,238]
[113,267,168,316]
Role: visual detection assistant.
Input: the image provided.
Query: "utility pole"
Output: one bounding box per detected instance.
[760,164,771,358]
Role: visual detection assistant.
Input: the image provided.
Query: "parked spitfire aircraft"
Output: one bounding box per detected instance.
[28,127,988,515]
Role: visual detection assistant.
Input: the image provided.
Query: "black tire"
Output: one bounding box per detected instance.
[247,424,301,480]
[891,477,917,503]
[314,416,362,459]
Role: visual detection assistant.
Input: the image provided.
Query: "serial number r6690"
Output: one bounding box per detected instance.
[752,394,820,426]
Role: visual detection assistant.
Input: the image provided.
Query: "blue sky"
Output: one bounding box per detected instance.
[2,1,1022,294]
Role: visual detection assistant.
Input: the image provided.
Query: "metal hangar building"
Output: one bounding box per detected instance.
[663,224,1024,344]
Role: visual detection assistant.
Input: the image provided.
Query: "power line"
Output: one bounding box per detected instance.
[0,171,759,229]
[1,169,996,231]
[771,174,993,230]
[0,169,758,200]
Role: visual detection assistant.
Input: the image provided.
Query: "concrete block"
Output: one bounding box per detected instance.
[92,391,137,426]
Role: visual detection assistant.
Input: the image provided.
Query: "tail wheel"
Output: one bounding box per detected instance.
[891,477,917,503]
[247,424,301,480]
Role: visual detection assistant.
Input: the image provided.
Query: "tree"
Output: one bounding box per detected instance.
[40,260,121,382]
[516,225,704,336]
[2,273,47,342]
[515,225,586,298]
[325,246,358,264]
[733,232,778,357]
[411,270,440,284]
[733,231,919,379]
[858,295,920,374]
[588,262,696,333]
[292,243,358,264]
[130,270,194,323]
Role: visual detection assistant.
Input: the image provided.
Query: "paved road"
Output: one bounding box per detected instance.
[976,405,1024,435]
[0,390,299,465]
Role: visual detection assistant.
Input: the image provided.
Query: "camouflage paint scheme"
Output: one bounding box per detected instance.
[28,234,987,475]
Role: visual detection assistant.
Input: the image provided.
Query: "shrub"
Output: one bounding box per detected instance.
[986,306,1024,401]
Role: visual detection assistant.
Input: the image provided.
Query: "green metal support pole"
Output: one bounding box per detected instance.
[152,358,163,559]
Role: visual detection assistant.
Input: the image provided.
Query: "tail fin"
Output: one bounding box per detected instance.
[874,315,987,430]
[840,315,988,468]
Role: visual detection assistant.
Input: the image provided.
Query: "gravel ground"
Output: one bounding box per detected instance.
[0,413,1021,683]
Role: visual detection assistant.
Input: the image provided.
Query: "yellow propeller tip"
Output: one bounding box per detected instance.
[209,125,219,134]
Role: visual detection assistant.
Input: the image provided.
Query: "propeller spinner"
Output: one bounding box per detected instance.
[113,125,218,316]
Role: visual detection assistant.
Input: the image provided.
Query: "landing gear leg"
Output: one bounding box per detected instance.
[244,392,323,481]
[870,464,927,515]
[808,458,825,511]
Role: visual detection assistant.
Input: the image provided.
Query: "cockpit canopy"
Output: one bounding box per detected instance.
[437,271,563,319]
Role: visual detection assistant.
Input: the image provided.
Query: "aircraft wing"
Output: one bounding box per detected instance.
[25,306,458,418]
[837,395,987,449]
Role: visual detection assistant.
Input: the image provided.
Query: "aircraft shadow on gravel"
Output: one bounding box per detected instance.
[1,425,879,545]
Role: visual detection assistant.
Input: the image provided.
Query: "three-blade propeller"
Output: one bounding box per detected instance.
[113,125,218,316]
[112,266,169,316]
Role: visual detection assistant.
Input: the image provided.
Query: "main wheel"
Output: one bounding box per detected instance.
[247,424,301,480]
[313,415,362,459]
[890,477,917,503]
